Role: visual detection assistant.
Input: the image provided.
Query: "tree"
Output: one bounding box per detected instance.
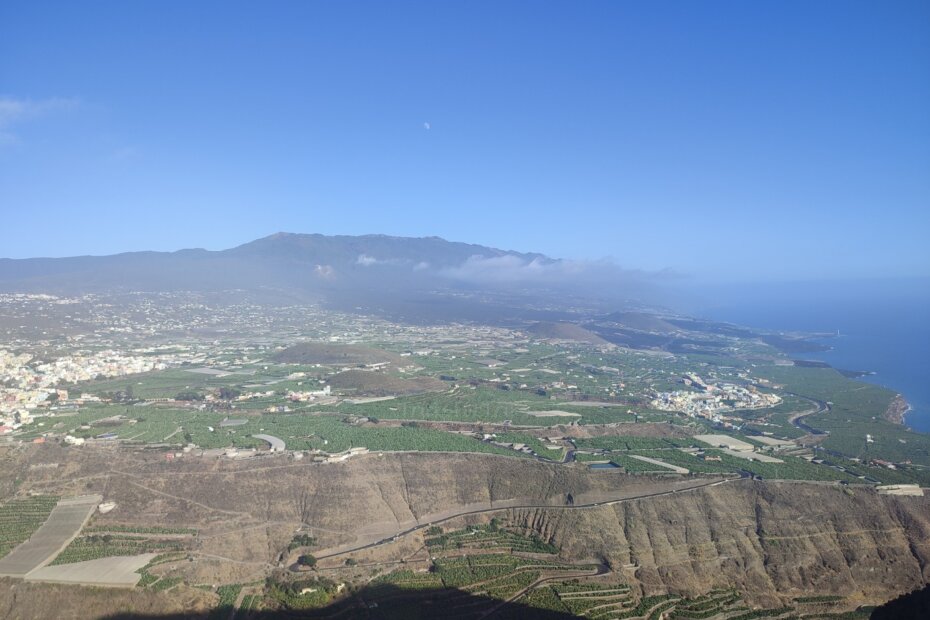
[175,391,204,402]
[297,554,317,568]
[218,387,241,400]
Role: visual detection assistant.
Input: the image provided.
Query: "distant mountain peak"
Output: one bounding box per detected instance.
[0,232,654,316]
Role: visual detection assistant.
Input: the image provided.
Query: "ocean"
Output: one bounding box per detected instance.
[691,279,930,433]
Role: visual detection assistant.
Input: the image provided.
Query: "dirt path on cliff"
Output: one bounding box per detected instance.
[314,476,737,561]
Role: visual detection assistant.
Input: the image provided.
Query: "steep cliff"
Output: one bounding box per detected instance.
[510,480,930,606]
[8,447,930,610]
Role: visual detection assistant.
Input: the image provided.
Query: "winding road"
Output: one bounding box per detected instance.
[786,393,830,436]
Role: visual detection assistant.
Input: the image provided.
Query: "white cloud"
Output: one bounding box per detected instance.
[436,254,674,299]
[0,96,79,143]
[356,254,409,267]
[440,254,581,283]
[314,264,336,279]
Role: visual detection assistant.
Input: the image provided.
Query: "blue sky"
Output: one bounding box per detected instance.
[1,1,928,281]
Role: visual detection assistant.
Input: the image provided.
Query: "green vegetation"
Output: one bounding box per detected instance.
[725,608,795,620]
[371,569,443,591]
[16,320,929,482]
[238,594,261,614]
[820,454,930,485]
[478,569,540,600]
[756,366,930,466]
[51,534,184,565]
[151,576,183,591]
[425,524,558,554]
[548,582,635,616]
[86,525,197,535]
[494,431,564,459]
[609,454,674,473]
[574,436,694,451]
[794,595,844,604]
[0,495,58,559]
[610,448,857,482]
[39,404,535,457]
[216,584,242,606]
[514,586,806,620]
[206,584,244,620]
[135,553,189,589]
[520,585,571,613]
[287,533,316,551]
[137,571,160,587]
[175,390,205,401]
[433,554,584,589]
[669,589,741,618]
[266,577,337,610]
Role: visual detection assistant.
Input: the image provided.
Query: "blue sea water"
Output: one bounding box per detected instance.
[692,280,930,434]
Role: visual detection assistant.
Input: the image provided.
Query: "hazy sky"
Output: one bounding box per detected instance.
[2,1,928,281]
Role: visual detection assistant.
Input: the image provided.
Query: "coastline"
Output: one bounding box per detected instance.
[702,287,930,435]
[883,394,911,426]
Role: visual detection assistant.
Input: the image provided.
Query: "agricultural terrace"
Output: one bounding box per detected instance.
[50,533,185,565]
[0,496,59,559]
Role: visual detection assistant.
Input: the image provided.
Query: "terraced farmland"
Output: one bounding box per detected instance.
[0,495,99,577]
[507,584,823,619]
[425,524,558,554]
[51,533,185,565]
[0,495,59,559]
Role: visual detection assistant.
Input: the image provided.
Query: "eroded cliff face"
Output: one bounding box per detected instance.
[510,480,930,606]
[7,447,930,608]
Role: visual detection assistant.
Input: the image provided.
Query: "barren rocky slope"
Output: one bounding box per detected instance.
[511,480,930,606]
[2,445,929,612]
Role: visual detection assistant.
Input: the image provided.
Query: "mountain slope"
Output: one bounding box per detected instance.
[0,232,549,295]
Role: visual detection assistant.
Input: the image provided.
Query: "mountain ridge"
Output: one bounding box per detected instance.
[0,232,665,323]
[0,232,553,294]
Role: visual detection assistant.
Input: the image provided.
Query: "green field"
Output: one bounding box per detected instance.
[494,431,564,460]
[573,436,695,451]
[0,495,59,559]
[15,327,929,479]
[425,524,558,554]
[30,404,533,457]
[756,366,930,466]
[51,534,185,565]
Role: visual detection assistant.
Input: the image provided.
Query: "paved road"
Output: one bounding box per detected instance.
[0,495,101,577]
[253,434,285,451]
[786,393,830,436]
